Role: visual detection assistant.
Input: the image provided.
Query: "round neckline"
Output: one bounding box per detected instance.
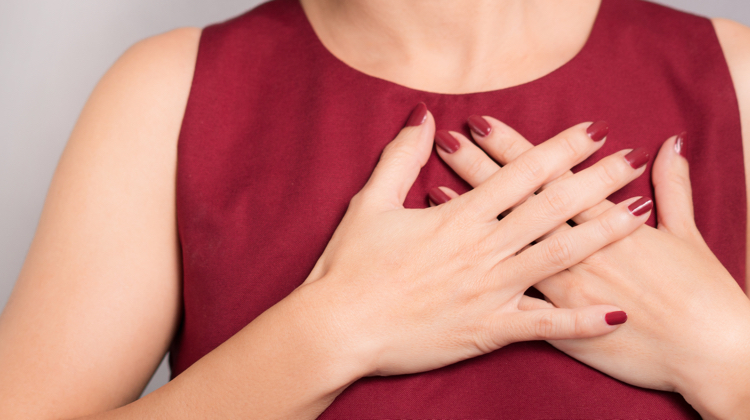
[296,0,606,97]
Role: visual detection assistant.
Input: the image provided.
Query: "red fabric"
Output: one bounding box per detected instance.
[171,0,745,417]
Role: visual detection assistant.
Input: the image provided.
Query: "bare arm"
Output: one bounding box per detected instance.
[0,29,356,419]
[714,18,750,299]
[0,28,194,418]
[0,27,639,420]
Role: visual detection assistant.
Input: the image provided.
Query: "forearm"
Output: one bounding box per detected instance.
[80,283,364,420]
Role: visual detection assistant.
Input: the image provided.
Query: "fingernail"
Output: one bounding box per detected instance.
[605,311,628,326]
[628,197,653,216]
[405,102,428,127]
[674,132,688,158]
[587,121,609,142]
[624,148,650,169]
[428,187,452,205]
[435,130,460,154]
[468,115,492,137]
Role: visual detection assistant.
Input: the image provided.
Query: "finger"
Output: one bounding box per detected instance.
[468,116,616,223]
[518,295,554,311]
[433,128,600,240]
[433,131,576,241]
[495,149,649,253]
[506,196,652,288]
[434,131,555,221]
[651,132,697,238]
[427,186,459,207]
[532,222,573,244]
[361,103,436,209]
[500,305,627,344]
[434,129,501,188]
[457,122,607,220]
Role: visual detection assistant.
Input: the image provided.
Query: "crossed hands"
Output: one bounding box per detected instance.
[296,103,750,418]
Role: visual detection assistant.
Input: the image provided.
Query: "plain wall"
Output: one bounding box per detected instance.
[1,0,748,399]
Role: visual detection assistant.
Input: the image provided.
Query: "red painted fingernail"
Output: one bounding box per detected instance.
[587,121,609,142]
[605,311,628,325]
[405,102,428,127]
[468,115,492,137]
[428,187,452,205]
[624,148,650,169]
[628,197,653,216]
[435,130,460,154]
[674,132,688,158]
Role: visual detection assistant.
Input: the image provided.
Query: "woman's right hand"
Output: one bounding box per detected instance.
[294,104,649,378]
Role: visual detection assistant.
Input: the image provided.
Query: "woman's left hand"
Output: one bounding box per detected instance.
[430,117,750,419]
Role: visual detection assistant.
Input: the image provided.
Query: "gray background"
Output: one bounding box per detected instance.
[0,0,747,399]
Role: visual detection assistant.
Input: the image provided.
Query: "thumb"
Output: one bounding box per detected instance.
[651,132,697,237]
[361,103,436,209]
[501,304,627,343]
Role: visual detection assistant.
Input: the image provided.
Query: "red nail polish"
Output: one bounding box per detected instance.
[624,148,650,169]
[628,197,653,216]
[435,130,460,154]
[468,115,492,137]
[605,311,628,325]
[428,187,451,205]
[405,102,428,127]
[587,121,609,142]
[674,132,687,158]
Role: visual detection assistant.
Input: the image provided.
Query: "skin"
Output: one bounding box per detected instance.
[432,123,750,418]
[0,0,749,418]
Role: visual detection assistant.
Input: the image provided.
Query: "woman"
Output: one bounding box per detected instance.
[1,0,749,418]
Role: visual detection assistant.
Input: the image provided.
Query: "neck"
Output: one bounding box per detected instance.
[300,0,601,93]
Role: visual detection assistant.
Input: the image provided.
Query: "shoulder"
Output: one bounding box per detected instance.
[124,26,201,71]
[713,18,750,297]
[712,19,750,159]
[65,26,203,189]
[73,26,201,165]
[98,27,201,114]
[713,19,750,149]
[713,19,750,96]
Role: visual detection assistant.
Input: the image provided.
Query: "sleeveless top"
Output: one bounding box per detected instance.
[171,0,746,417]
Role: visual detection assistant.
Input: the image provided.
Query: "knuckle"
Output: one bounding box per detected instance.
[389,143,419,164]
[540,189,572,216]
[505,141,529,162]
[666,171,690,189]
[543,235,575,267]
[511,155,546,185]
[596,213,619,238]
[535,312,557,339]
[494,136,527,162]
[382,139,416,162]
[595,160,623,188]
[381,139,400,157]
[573,311,591,336]
[463,155,492,183]
[557,134,584,161]
[348,190,369,212]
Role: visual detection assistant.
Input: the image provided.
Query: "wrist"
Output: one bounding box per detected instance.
[673,335,750,419]
[680,381,750,420]
[291,275,377,384]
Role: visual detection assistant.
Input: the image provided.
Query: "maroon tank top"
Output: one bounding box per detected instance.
[172,0,746,417]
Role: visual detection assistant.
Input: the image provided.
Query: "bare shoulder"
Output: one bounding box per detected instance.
[119,26,201,83]
[0,27,203,419]
[713,19,750,152]
[713,19,750,96]
[70,26,202,159]
[92,26,202,127]
[713,18,750,298]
